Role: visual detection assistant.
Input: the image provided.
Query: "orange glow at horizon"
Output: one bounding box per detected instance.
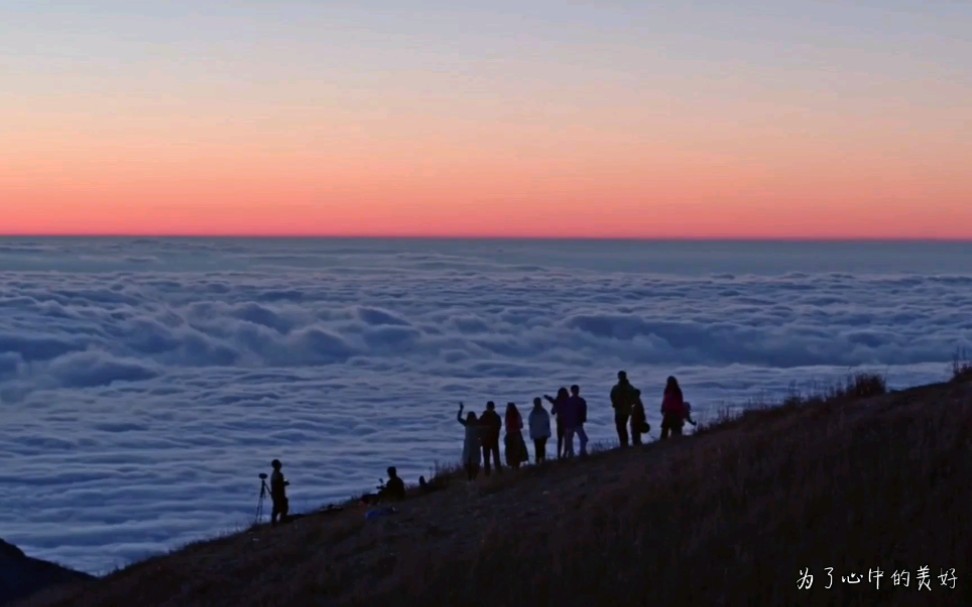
[5,120,970,239]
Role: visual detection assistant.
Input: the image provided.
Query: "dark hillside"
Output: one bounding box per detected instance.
[20,379,972,606]
[0,540,91,606]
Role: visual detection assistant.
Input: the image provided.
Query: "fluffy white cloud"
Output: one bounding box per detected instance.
[1,238,970,574]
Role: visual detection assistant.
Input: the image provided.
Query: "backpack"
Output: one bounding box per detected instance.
[632,401,650,434]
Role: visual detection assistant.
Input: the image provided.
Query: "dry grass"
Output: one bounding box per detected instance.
[19,378,972,607]
[952,349,972,384]
[695,372,888,436]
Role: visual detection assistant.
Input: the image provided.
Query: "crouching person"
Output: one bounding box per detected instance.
[379,466,406,501]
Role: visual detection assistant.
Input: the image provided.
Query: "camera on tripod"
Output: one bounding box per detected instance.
[255,473,271,524]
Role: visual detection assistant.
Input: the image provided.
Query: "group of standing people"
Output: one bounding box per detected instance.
[457,400,532,480]
[456,371,696,481]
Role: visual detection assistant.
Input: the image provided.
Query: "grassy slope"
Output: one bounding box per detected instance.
[21,379,972,607]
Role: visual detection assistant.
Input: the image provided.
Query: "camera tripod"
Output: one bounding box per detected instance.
[255,473,271,525]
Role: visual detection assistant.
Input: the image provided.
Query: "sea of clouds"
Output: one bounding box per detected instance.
[1,237,971,574]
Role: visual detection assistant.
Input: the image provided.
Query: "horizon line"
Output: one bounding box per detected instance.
[1,234,972,243]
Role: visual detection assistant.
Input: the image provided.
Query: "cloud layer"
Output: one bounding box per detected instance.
[1,238,970,574]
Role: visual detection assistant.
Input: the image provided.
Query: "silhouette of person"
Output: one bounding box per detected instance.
[611,370,638,447]
[457,403,481,481]
[270,459,289,526]
[504,402,528,469]
[543,387,570,458]
[528,397,551,463]
[563,385,589,457]
[380,466,406,501]
[630,388,649,445]
[660,376,687,439]
[479,401,503,475]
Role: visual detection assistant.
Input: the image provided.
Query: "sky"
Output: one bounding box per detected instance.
[2,1,971,238]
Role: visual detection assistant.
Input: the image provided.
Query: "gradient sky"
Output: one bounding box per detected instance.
[3,1,971,238]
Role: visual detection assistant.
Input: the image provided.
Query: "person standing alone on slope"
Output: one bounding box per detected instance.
[611,371,638,447]
[270,459,289,526]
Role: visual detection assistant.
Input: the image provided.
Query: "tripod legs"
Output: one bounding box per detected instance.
[254,480,288,526]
